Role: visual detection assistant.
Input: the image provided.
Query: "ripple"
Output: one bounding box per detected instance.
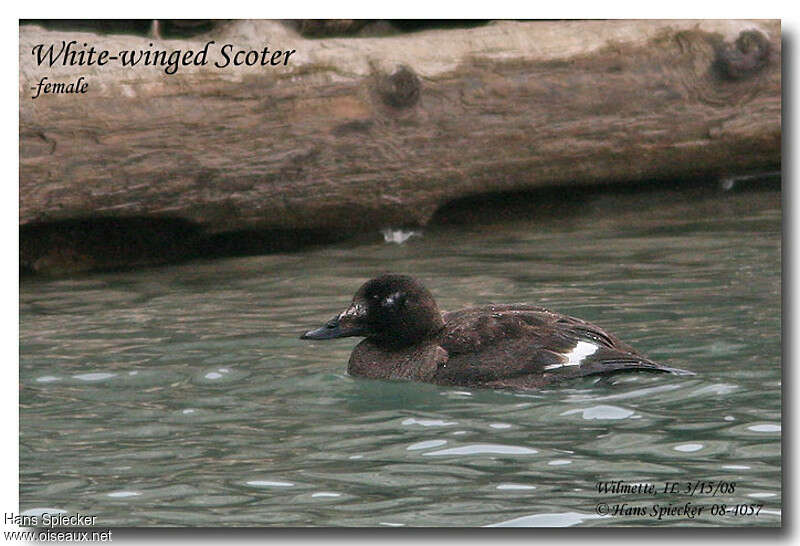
[27,479,91,498]
[401,418,457,427]
[704,341,747,356]
[408,440,447,451]
[21,508,68,517]
[720,422,783,439]
[245,480,294,488]
[747,423,781,433]
[583,383,682,403]
[107,491,142,498]
[674,443,704,452]
[193,367,250,385]
[548,459,572,466]
[584,433,731,459]
[497,484,536,490]
[688,383,739,397]
[73,372,117,382]
[423,444,538,456]
[488,511,604,527]
[183,494,253,507]
[561,405,634,420]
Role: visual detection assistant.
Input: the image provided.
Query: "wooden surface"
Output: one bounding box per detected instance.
[19,19,781,272]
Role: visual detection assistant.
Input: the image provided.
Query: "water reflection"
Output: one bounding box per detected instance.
[20,188,781,526]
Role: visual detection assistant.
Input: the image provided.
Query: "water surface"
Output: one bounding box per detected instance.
[20,184,781,526]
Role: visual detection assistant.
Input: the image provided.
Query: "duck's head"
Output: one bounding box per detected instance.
[300,274,445,348]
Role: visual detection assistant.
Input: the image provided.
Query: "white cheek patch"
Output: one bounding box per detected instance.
[383,292,401,307]
[340,303,365,319]
[544,341,599,370]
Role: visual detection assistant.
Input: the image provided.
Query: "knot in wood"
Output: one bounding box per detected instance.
[714,30,770,81]
[377,66,421,109]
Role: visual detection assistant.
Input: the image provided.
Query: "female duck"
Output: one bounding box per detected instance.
[301,274,692,389]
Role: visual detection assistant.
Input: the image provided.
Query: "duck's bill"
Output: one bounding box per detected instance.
[300,317,368,340]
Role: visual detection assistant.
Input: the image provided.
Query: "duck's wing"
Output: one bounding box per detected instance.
[434,305,692,387]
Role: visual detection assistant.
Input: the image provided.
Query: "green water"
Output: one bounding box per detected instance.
[19,184,781,527]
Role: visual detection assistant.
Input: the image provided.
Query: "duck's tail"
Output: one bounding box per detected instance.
[568,348,695,378]
[592,356,695,377]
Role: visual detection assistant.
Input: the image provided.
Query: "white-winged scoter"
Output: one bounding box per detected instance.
[300,274,693,389]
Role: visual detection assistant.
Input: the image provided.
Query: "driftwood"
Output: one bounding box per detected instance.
[19,20,781,273]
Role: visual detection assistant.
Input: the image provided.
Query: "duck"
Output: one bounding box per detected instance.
[300,274,693,389]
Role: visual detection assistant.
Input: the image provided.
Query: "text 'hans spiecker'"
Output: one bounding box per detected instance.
[5,511,97,527]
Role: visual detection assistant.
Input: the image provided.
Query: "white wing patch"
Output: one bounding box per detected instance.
[544,341,599,370]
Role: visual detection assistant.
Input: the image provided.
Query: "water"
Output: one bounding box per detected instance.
[19,184,781,527]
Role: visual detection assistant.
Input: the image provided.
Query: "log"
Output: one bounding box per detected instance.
[19,20,781,273]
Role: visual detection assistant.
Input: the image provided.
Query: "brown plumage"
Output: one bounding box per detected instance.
[301,274,693,390]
